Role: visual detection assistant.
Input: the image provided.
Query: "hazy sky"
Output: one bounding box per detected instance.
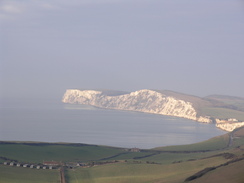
[1,0,244,99]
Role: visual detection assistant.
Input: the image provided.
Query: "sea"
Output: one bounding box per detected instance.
[0,98,226,149]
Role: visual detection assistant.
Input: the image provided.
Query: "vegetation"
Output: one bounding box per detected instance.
[1,90,244,182]
[0,165,59,183]
[1,127,244,183]
[201,107,244,121]
[155,90,244,121]
[154,133,230,151]
[0,143,123,163]
[188,159,244,183]
[205,95,244,112]
[66,157,228,183]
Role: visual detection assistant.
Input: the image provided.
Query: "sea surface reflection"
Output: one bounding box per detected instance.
[0,98,226,149]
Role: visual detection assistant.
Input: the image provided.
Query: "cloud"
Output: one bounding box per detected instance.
[2,4,22,13]
[43,0,126,7]
[58,0,123,4]
[0,2,24,14]
[0,0,131,21]
[0,0,62,21]
[0,0,27,21]
[40,3,59,10]
[0,0,123,15]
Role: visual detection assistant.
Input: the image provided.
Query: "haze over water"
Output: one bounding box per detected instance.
[0,98,226,149]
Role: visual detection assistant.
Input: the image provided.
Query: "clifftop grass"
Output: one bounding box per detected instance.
[154,133,230,152]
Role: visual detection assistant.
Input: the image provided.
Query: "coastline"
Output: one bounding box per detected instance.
[62,89,244,132]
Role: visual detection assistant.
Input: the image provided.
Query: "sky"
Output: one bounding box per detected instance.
[1,0,244,100]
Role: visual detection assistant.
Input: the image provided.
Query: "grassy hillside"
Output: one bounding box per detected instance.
[155,90,244,121]
[0,142,123,163]
[66,157,228,183]
[1,127,244,183]
[0,165,59,183]
[200,107,244,121]
[188,159,244,183]
[154,133,230,152]
[205,95,244,112]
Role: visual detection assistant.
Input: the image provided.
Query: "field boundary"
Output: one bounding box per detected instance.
[184,157,244,182]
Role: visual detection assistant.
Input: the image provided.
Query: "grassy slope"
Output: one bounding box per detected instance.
[67,127,244,183]
[0,143,123,163]
[155,90,244,121]
[200,107,244,121]
[67,157,228,183]
[0,165,59,183]
[201,95,244,120]
[154,133,230,151]
[184,127,244,183]
[189,159,244,183]
[1,127,244,183]
[205,95,244,112]
[137,151,224,165]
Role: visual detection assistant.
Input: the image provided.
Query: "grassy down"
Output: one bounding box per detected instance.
[66,157,228,183]
[0,143,123,163]
[1,128,244,183]
[103,151,154,161]
[189,159,244,183]
[138,151,223,164]
[0,165,59,183]
[154,133,230,151]
[201,107,244,121]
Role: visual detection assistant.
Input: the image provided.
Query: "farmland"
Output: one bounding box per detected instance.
[0,165,59,183]
[0,126,244,183]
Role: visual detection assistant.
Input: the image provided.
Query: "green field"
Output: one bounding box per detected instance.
[154,133,230,151]
[205,95,244,112]
[0,165,59,183]
[66,157,228,183]
[0,143,123,163]
[201,107,244,121]
[1,127,244,183]
[156,90,244,121]
[189,159,244,183]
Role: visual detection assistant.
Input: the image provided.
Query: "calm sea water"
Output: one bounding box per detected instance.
[0,98,226,149]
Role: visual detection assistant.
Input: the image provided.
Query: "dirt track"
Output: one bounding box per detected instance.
[60,167,66,183]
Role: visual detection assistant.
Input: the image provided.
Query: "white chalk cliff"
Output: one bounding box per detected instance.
[62,89,211,123]
[216,122,244,132]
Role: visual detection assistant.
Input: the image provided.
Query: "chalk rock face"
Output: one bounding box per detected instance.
[62,89,211,123]
[216,122,244,132]
[62,89,102,104]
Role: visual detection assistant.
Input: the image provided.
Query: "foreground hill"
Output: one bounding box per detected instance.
[62,89,244,131]
[1,127,244,183]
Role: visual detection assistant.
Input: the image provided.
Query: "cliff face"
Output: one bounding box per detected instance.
[216,122,244,132]
[62,89,211,123]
